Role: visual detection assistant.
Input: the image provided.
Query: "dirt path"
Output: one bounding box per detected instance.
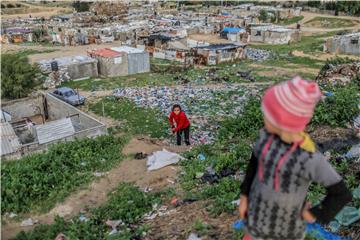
[292,50,360,61]
[144,200,238,240]
[1,137,190,240]
[288,11,360,34]
[1,3,73,20]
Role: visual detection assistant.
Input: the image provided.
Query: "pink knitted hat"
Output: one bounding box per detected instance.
[261,76,322,133]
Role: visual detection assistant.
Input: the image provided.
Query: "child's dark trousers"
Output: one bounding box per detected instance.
[177,125,190,145]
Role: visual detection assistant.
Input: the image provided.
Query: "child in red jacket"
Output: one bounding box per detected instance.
[169,104,190,146]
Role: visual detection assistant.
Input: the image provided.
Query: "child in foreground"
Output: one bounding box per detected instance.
[169,104,191,146]
[239,77,352,240]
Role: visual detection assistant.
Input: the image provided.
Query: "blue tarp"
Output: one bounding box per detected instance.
[221,27,244,33]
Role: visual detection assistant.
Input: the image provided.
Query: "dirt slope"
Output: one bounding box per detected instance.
[1,137,189,240]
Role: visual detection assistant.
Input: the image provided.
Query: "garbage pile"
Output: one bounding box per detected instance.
[38,62,71,89]
[90,2,128,17]
[113,84,253,144]
[245,48,271,61]
[316,62,360,86]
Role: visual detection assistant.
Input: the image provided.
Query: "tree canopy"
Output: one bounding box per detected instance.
[1,54,43,99]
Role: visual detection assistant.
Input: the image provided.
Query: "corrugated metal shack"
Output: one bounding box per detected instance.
[111,46,150,75]
[38,56,98,88]
[89,46,150,77]
[249,25,300,44]
[324,32,360,55]
[193,43,247,65]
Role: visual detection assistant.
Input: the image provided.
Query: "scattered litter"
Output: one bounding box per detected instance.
[328,221,341,233]
[246,48,271,61]
[106,219,123,229]
[187,233,202,240]
[195,172,204,179]
[93,172,106,177]
[8,212,17,218]
[21,218,38,227]
[109,229,118,236]
[232,220,244,230]
[147,149,184,171]
[113,85,250,145]
[236,71,255,81]
[135,152,148,159]
[231,199,240,206]
[167,178,175,184]
[324,91,334,97]
[306,223,345,240]
[324,151,331,161]
[353,185,360,199]
[335,206,360,226]
[233,220,346,240]
[201,166,219,184]
[171,197,180,206]
[197,153,206,161]
[344,144,360,159]
[316,62,360,86]
[79,215,89,222]
[55,233,66,240]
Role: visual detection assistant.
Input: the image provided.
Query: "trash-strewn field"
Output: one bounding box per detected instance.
[2,4,360,239]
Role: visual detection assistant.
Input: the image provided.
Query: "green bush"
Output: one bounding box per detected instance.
[2,136,127,214]
[1,53,43,99]
[311,84,359,127]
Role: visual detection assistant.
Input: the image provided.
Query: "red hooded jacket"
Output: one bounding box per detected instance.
[169,111,190,132]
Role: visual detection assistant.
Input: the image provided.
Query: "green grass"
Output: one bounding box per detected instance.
[89,97,169,138]
[251,31,340,54]
[304,17,358,29]
[1,135,128,214]
[14,49,56,57]
[14,183,164,240]
[279,15,304,25]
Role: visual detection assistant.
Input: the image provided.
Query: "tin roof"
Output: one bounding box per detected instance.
[92,48,121,58]
[111,46,145,54]
[1,122,21,156]
[35,118,75,144]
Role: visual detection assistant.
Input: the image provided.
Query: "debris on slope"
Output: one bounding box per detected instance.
[316,62,360,86]
[245,48,271,61]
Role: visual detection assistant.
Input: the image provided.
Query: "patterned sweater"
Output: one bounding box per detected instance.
[241,129,352,240]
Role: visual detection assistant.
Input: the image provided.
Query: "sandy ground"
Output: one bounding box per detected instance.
[292,50,360,61]
[289,11,360,35]
[1,137,190,240]
[14,41,126,63]
[1,2,73,20]
[145,200,239,240]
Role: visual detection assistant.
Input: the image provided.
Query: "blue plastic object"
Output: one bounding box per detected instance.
[232,220,349,240]
[197,153,206,161]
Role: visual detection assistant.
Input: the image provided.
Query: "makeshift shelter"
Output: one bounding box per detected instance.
[90,46,150,77]
[193,43,246,65]
[324,32,360,56]
[89,48,127,77]
[38,56,98,88]
[166,40,192,63]
[220,27,247,42]
[249,25,299,44]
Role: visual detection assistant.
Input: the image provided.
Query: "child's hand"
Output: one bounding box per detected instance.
[302,201,316,223]
[239,195,248,219]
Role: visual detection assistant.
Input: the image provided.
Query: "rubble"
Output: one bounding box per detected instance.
[113,84,252,144]
[316,62,360,86]
[20,218,38,227]
[245,48,271,61]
